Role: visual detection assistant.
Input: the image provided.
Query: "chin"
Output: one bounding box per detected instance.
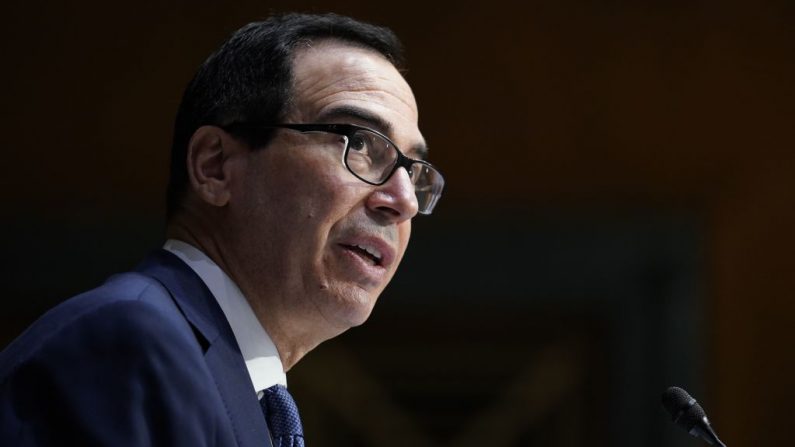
[323,286,380,329]
[345,307,375,328]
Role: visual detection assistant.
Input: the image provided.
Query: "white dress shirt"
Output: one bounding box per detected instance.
[163,239,286,396]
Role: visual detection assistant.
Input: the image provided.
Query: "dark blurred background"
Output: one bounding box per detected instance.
[2,1,793,446]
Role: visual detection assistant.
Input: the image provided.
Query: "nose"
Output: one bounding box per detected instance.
[366,167,419,223]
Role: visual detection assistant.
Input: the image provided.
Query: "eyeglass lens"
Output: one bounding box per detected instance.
[344,129,443,214]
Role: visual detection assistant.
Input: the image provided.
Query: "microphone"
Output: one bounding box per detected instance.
[661,386,726,447]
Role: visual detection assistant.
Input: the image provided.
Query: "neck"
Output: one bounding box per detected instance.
[166,212,340,371]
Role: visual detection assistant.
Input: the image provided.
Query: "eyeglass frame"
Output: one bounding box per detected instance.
[221,122,444,215]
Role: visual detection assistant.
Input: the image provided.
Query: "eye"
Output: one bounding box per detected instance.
[348,132,371,153]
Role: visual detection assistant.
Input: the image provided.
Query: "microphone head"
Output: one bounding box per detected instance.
[661,386,725,447]
[661,386,707,430]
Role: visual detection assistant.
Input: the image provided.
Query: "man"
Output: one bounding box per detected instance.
[0,12,443,446]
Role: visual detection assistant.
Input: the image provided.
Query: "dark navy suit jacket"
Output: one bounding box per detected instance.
[0,249,273,446]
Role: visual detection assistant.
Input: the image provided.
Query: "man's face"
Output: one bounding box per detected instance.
[223,40,424,336]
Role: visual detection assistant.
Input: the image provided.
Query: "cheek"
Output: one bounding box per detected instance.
[294,170,359,225]
[394,221,413,263]
[256,152,364,241]
[254,153,334,214]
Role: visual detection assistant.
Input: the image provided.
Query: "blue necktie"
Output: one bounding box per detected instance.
[259,385,305,447]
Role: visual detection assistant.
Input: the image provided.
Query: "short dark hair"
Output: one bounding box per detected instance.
[166,13,406,219]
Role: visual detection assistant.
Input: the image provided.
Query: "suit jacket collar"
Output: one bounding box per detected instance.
[136,249,273,447]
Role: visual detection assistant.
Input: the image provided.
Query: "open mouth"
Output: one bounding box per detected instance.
[341,243,383,266]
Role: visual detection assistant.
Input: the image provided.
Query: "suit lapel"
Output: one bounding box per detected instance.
[137,250,273,447]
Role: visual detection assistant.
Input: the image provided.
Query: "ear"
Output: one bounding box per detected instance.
[186,125,243,207]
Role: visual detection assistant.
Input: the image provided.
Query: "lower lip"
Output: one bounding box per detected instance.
[337,245,387,284]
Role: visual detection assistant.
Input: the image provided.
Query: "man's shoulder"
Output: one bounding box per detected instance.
[0,270,237,446]
[0,270,196,379]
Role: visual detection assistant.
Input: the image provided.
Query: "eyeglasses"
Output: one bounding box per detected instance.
[223,123,445,215]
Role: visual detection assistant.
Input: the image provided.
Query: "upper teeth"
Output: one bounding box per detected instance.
[355,244,382,261]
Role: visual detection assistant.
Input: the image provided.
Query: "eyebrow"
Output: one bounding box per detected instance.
[316,105,429,160]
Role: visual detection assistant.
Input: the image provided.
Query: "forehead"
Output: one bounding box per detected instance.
[288,39,426,156]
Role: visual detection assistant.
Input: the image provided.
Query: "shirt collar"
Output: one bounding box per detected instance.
[163,239,287,393]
